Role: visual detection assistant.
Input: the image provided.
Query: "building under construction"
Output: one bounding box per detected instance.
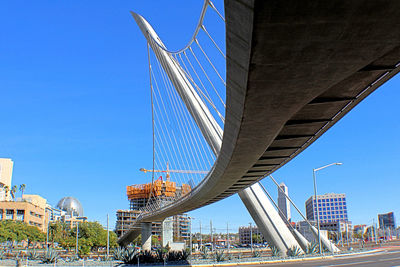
[115,173,191,240]
[126,177,191,210]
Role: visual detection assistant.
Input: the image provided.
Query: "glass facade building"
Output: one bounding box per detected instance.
[378,212,396,229]
[305,193,348,223]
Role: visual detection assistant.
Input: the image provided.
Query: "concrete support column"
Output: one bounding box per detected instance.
[309,224,340,253]
[141,222,152,251]
[292,228,310,252]
[239,183,303,256]
[162,217,173,247]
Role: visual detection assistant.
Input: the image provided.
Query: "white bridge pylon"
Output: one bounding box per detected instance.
[127,1,306,255]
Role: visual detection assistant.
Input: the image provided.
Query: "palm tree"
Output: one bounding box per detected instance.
[4,185,10,201]
[11,185,17,201]
[19,184,26,199]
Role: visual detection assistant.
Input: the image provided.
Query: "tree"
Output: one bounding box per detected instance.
[252,233,262,244]
[0,220,45,242]
[151,235,160,247]
[49,221,118,252]
[4,186,9,200]
[19,184,26,198]
[10,185,17,200]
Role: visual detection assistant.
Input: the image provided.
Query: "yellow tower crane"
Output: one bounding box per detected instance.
[139,163,208,181]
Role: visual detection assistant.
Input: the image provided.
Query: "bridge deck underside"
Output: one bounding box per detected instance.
[119,0,400,245]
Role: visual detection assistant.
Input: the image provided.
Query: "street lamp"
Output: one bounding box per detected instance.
[188,217,194,255]
[313,162,342,255]
[249,222,253,253]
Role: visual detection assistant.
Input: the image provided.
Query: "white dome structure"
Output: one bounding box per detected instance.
[57,197,84,217]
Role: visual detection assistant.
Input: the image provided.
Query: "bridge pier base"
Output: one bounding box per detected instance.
[162,216,173,247]
[239,183,303,256]
[310,224,340,253]
[141,222,152,251]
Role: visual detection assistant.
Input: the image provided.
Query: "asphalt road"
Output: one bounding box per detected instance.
[246,247,400,267]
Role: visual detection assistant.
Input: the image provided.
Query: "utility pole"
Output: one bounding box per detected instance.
[346,222,350,248]
[199,221,202,249]
[76,222,79,255]
[226,222,230,253]
[107,214,109,259]
[46,221,49,253]
[210,220,213,251]
[249,222,253,253]
[189,217,193,255]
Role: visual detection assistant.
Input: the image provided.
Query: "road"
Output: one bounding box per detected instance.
[246,247,400,267]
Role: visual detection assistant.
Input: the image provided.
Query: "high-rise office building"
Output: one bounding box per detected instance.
[305,193,348,223]
[0,158,14,201]
[277,182,291,221]
[378,212,396,229]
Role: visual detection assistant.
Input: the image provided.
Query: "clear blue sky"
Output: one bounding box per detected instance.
[1,1,399,233]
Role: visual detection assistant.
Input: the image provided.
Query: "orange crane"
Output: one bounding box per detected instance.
[139,163,208,181]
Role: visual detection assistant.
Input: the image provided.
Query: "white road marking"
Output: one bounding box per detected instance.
[322,260,375,266]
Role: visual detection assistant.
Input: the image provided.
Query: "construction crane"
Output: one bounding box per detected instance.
[140,163,207,181]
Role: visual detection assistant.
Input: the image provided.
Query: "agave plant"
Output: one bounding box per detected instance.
[41,248,59,264]
[270,245,280,257]
[215,250,226,262]
[200,246,209,259]
[113,247,126,261]
[65,255,79,262]
[180,249,190,261]
[140,250,156,263]
[27,249,40,260]
[306,242,318,254]
[253,249,261,258]
[0,250,5,260]
[287,245,302,257]
[156,247,168,262]
[167,251,180,262]
[122,247,139,264]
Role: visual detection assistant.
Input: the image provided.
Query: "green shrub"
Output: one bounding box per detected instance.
[215,250,226,262]
[122,247,139,264]
[27,249,40,260]
[270,245,280,257]
[253,249,261,257]
[287,246,302,257]
[41,248,59,264]
[113,247,125,261]
[306,242,318,254]
[200,246,209,259]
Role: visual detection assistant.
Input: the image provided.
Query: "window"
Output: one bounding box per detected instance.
[6,210,14,220]
[16,210,24,221]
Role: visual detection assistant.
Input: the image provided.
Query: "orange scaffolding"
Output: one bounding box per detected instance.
[127,180,189,200]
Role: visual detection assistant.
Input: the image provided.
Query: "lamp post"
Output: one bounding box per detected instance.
[107,214,109,260]
[188,217,194,255]
[249,222,253,253]
[313,162,342,255]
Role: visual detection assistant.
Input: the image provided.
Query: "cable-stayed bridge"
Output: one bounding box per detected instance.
[118,0,400,254]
